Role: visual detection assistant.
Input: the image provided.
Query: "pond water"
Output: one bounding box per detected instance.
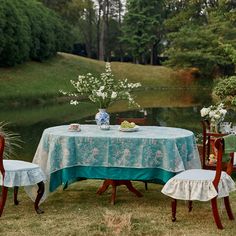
[1,88,236,162]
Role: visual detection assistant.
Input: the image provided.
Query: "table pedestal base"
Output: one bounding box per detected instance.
[97,179,143,205]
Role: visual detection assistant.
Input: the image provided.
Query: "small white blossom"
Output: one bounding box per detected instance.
[70,100,79,105]
[200,107,210,117]
[111,91,117,99]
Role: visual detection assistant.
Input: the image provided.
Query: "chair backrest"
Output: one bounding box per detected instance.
[213,137,234,188]
[0,135,5,178]
[115,116,148,125]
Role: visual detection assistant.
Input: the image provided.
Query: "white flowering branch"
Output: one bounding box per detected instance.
[60,62,141,109]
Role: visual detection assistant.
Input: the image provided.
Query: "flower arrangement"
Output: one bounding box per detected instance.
[200,103,227,129]
[60,62,141,109]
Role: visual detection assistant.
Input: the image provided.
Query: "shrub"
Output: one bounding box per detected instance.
[0,1,31,66]
[213,76,236,106]
[0,0,72,66]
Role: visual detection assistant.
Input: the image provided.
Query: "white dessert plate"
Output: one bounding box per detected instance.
[118,125,139,132]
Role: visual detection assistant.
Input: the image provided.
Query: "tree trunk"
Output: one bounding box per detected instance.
[97,1,102,59]
[99,1,107,61]
[99,19,105,60]
[118,0,124,62]
[151,43,158,65]
[87,3,93,58]
[105,0,110,61]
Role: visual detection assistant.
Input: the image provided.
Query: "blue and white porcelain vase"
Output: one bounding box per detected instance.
[95,109,110,126]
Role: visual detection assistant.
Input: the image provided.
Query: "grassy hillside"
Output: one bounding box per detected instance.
[0,52,186,105]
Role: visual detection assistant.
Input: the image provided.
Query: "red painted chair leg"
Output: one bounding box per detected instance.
[14,186,19,205]
[224,196,234,220]
[172,199,177,222]
[188,201,193,212]
[34,181,45,214]
[211,197,223,229]
[0,186,8,217]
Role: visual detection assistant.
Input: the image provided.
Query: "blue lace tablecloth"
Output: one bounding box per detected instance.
[25,125,201,203]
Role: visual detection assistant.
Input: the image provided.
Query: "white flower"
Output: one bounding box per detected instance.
[214,114,221,120]
[200,107,210,117]
[209,111,216,118]
[70,100,79,105]
[220,109,227,115]
[111,91,117,99]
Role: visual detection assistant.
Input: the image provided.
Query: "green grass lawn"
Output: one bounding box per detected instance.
[1,180,236,236]
[0,52,190,106]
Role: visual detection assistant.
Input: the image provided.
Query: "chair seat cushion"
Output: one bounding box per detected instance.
[161,169,236,201]
[0,160,46,187]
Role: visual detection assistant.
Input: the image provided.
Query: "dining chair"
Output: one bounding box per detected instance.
[0,135,46,216]
[161,135,236,229]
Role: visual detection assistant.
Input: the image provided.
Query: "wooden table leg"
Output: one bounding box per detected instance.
[97,180,143,204]
[96,180,110,195]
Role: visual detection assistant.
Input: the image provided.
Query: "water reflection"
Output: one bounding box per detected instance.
[2,88,235,162]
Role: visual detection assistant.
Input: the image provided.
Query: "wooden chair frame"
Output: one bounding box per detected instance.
[0,135,45,216]
[171,137,234,229]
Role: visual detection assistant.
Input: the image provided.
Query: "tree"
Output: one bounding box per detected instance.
[163,0,236,78]
[121,0,165,64]
[64,0,96,58]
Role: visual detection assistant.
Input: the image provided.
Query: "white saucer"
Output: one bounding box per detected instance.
[68,127,81,132]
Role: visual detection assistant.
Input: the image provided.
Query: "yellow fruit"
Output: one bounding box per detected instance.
[120,120,136,128]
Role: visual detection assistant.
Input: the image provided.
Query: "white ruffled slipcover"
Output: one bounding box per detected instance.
[0,160,46,187]
[161,169,236,201]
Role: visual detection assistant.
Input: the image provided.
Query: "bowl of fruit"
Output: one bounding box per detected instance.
[118,120,139,132]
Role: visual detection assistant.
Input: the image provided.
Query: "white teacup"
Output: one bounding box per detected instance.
[69,123,80,131]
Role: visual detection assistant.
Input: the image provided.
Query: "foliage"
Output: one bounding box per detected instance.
[221,43,236,64]
[164,25,233,77]
[60,62,141,109]
[41,0,125,60]
[0,0,72,66]
[38,0,236,79]
[213,76,236,106]
[0,0,30,66]
[163,0,236,78]
[121,0,165,64]
[0,122,21,159]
